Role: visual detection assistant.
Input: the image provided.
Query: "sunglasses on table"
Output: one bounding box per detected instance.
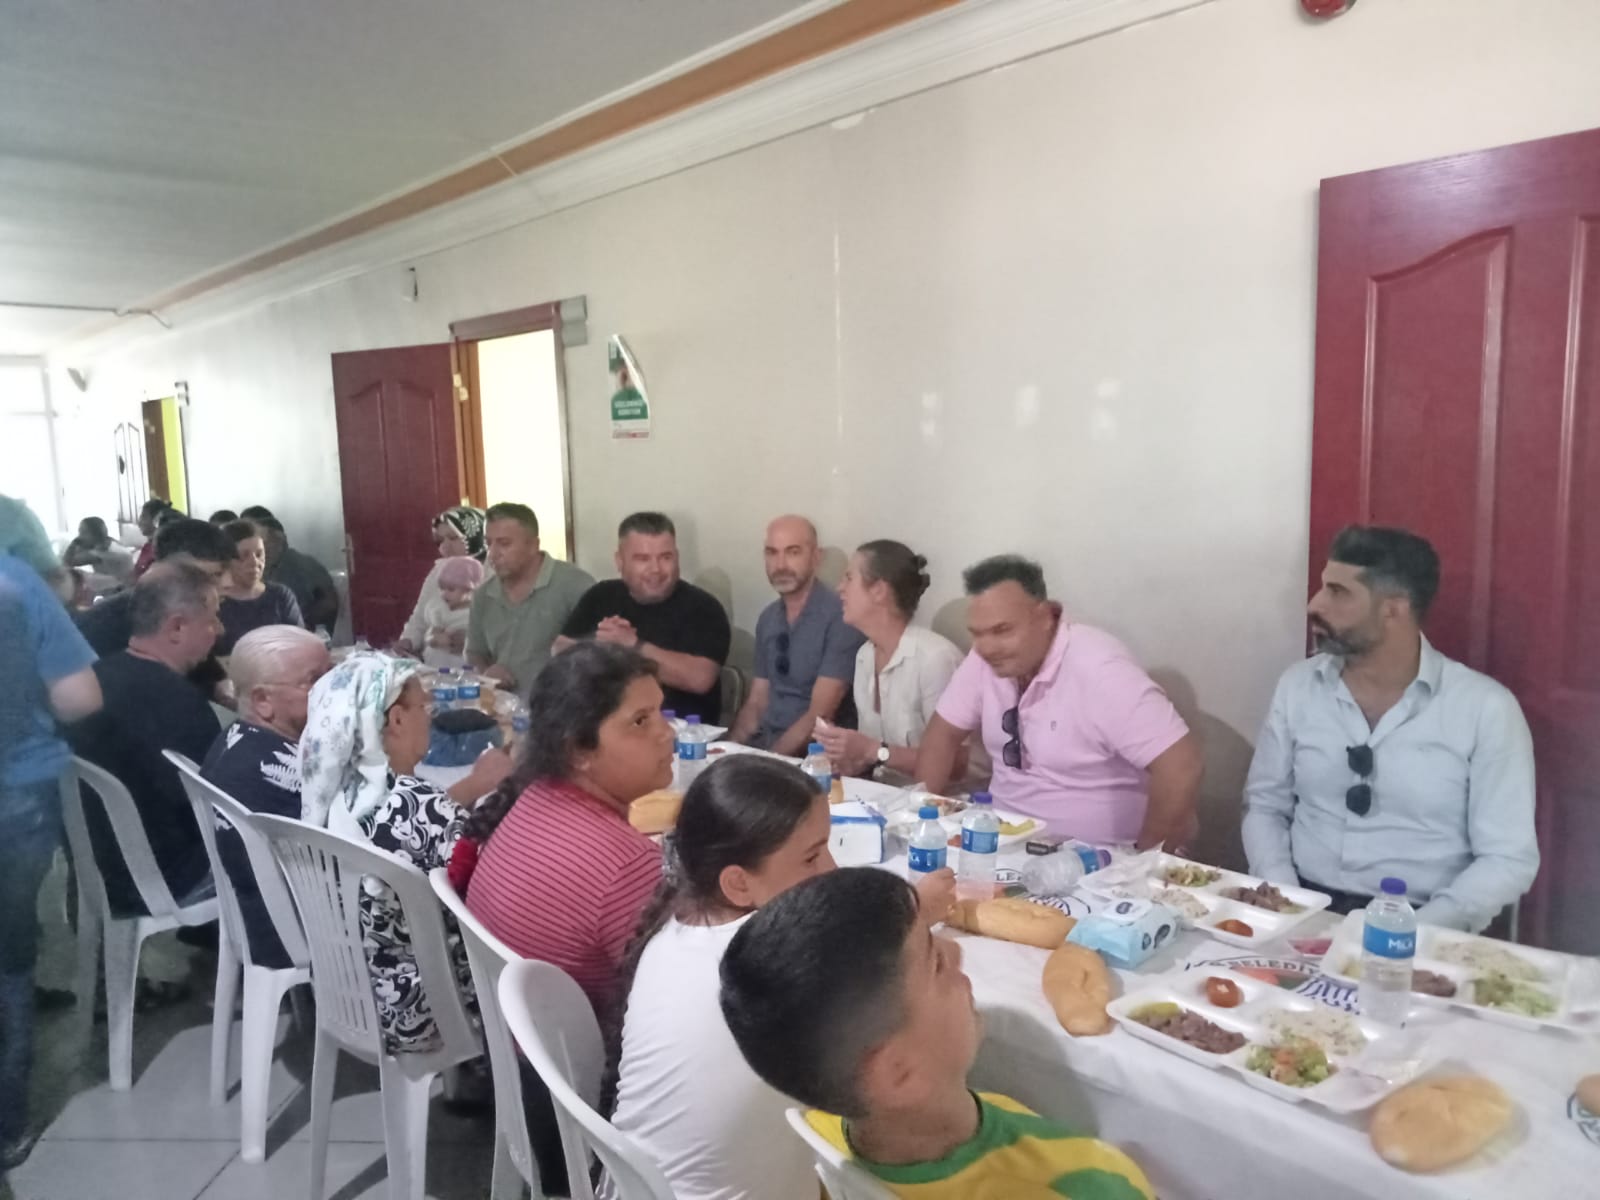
[1346,744,1374,816]
[1001,706,1023,769]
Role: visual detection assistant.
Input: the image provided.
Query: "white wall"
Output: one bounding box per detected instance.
[478,329,569,560]
[51,0,1600,862]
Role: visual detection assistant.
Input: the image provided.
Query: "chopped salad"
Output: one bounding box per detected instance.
[1161,863,1221,888]
[1245,1037,1337,1088]
[1473,971,1558,1017]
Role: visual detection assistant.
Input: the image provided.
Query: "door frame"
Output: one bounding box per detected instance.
[447,302,577,560]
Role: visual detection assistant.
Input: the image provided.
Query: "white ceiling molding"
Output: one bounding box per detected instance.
[61,0,1215,364]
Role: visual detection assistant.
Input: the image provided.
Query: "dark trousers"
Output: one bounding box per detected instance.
[0,781,63,1143]
[517,1058,571,1196]
[1298,875,1373,917]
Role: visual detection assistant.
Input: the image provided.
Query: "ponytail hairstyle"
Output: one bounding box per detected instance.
[601,755,825,1113]
[462,641,658,844]
[857,539,933,619]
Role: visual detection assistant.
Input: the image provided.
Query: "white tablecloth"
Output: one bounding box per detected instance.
[886,832,1600,1199]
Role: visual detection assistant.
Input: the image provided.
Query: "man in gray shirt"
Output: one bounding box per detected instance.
[466,503,593,693]
[729,514,864,754]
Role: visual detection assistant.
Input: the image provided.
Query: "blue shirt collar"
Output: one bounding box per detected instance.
[1313,633,1443,695]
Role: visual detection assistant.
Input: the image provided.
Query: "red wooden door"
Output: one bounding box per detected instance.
[1312,127,1600,953]
[331,344,461,645]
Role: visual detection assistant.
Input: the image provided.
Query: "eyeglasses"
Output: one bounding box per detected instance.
[1001,706,1022,769]
[1346,744,1374,816]
[775,631,791,678]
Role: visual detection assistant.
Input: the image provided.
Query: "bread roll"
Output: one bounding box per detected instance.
[1369,1076,1514,1172]
[1042,943,1113,1036]
[1576,1074,1600,1116]
[628,789,683,835]
[946,897,1076,949]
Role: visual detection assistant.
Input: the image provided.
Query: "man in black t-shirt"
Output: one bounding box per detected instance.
[67,562,227,914]
[557,512,731,722]
[76,517,237,706]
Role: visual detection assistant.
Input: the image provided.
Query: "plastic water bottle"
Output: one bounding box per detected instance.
[907,805,948,884]
[1022,850,1085,898]
[957,791,1000,901]
[662,709,685,736]
[429,669,457,712]
[456,673,482,710]
[509,698,530,749]
[800,742,832,794]
[676,715,709,790]
[1361,877,1416,1028]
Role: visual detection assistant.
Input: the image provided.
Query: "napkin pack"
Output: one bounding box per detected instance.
[829,802,886,867]
[1067,897,1178,968]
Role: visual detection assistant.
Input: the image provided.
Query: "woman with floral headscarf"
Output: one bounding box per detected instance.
[298,651,511,1050]
[395,506,486,657]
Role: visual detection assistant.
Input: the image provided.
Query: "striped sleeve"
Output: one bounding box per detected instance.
[596,842,663,969]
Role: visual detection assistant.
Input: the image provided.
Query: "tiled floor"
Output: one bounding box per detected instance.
[1,863,496,1200]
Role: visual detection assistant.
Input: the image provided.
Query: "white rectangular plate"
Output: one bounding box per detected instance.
[1107,967,1437,1114]
[1321,910,1599,1035]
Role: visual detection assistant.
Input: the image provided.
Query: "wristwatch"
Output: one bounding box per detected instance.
[875,742,892,766]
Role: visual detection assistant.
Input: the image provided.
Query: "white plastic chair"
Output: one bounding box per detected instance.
[253,813,483,1200]
[427,867,540,1200]
[58,755,221,1091]
[497,959,676,1200]
[164,749,312,1163]
[784,1108,897,1200]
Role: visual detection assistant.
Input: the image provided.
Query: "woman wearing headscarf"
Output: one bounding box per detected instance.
[298,651,510,1050]
[395,506,486,657]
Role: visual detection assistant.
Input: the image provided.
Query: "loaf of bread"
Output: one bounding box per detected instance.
[946,896,1076,949]
[628,789,683,835]
[1578,1074,1600,1117]
[1369,1076,1514,1172]
[1042,943,1113,1036]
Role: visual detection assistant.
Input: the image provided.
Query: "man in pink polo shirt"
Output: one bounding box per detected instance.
[916,555,1202,849]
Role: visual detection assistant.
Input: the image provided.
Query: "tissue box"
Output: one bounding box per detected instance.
[829,802,886,867]
[1067,898,1178,969]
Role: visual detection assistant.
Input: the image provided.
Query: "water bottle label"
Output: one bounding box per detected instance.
[1362,923,1416,959]
[677,741,707,762]
[961,828,1000,855]
[908,846,947,874]
[812,772,832,794]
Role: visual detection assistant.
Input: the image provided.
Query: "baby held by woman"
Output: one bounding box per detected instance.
[421,556,483,668]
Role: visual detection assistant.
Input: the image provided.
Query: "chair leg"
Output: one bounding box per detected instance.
[377,1060,433,1200]
[489,1133,525,1200]
[73,901,100,1051]
[210,933,240,1106]
[103,920,143,1091]
[238,967,290,1164]
[307,1029,339,1200]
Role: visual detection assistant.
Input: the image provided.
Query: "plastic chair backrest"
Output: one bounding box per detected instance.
[164,749,309,969]
[58,755,185,920]
[497,959,676,1200]
[253,813,478,1072]
[784,1108,898,1200]
[719,665,746,726]
[427,867,536,1190]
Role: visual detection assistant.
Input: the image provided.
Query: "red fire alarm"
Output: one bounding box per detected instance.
[1301,0,1356,17]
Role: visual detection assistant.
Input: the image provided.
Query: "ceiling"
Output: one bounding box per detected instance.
[0,0,818,356]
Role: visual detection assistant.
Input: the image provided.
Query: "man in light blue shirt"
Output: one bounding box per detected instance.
[1242,527,1537,933]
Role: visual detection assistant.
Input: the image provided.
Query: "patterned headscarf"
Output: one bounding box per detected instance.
[433,506,487,561]
[299,651,421,841]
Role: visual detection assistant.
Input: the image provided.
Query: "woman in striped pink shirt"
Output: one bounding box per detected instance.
[456,642,675,1019]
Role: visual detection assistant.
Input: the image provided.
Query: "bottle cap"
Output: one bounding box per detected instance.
[1380,877,1407,896]
[662,709,677,720]
[685,715,701,725]
[808,742,825,755]
[971,791,993,805]
[918,805,939,820]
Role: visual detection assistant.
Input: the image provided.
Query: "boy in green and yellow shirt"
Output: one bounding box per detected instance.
[719,868,1154,1199]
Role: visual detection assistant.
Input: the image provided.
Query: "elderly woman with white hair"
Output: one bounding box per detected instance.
[202,625,333,967]
[297,651,511,1050]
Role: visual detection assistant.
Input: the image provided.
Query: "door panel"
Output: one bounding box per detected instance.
[1313,126,1600,952]
[331,345,459,645]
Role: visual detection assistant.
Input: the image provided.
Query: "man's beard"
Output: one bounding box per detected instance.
[1311,618,1375,657]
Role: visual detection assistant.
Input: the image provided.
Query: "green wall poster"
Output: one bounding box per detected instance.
[608,336,651,440]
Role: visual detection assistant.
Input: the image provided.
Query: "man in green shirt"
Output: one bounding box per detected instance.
[467,503,593,693]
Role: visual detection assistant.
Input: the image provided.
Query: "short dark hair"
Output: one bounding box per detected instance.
[79,516,109,541]
[221,519,262,549]
[129,560,217,637]
[155,506,187,528]
[485,502,539,537]
[962,553,1046,600]
[1329,525,1441,622]
[256,516,286,536]
[153,518,236,565]
[207,509,238,525]
[618,511,675,540]
[239,505,275,522]
[720,868,920,1118]
[139,498,170,521]
[858,539,932,618]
